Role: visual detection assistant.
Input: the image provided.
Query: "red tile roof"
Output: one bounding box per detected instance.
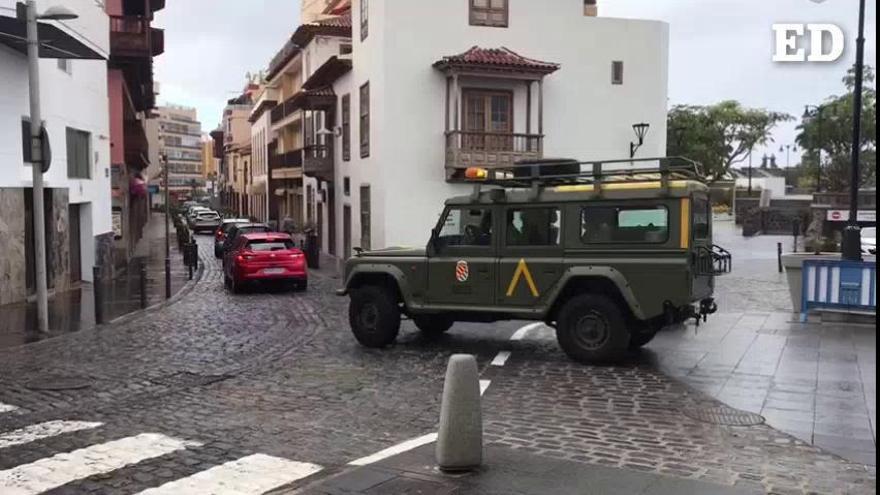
[434,46,560,75]
[292,11,352,46]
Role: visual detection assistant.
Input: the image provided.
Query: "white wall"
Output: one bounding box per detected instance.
[314,0,669,256]
[0,0,111,281]
[735,177,787,198]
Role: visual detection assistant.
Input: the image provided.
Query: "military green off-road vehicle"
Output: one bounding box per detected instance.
[337,158,731,363]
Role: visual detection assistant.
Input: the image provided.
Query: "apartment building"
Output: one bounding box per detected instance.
[249,0,667,263]
[249,83,274,223]
[106,0,165,261]
[219,87,256,213]
[150,106,205,202]
[0,0,111,304]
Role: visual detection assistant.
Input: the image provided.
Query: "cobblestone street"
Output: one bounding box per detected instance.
[0,234,875,494]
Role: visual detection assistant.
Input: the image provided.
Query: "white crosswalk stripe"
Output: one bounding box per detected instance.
[0,420,102,449]
[136,454,323,494]
[0,433,201,495]
[0,403,19,414]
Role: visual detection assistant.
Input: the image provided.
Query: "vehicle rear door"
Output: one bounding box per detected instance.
[427,206,497,307]
[496,205,564,308]
[689,194,714,300]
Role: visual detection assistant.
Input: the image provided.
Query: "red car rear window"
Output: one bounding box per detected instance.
[247,239,295,251]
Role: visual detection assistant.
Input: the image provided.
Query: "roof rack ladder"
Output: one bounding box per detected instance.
[592,162,604,197]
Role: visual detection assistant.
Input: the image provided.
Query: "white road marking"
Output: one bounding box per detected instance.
[0,403,18,414]
[480,379,491,396]
[0,433,201,495]
[136,454,322,494]
[348,378,492,468]
[348,433,438,466]
[490,351,511,366]
[510,322,544,341]
[0,420,102,450]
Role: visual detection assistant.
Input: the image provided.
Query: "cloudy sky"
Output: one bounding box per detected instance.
[153,0,877,166]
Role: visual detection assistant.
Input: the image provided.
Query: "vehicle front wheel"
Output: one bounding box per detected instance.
[349,285,401,348]
[556,294,629,364]
[412,315,454,336]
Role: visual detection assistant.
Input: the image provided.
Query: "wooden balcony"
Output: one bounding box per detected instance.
[445,131,543,179]
[304,144,334,182]
[110,16,164,58]
[269,150,304,170]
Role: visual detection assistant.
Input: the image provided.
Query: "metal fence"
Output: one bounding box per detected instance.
[801,259,876,321]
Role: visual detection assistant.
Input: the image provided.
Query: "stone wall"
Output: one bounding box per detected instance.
[48,188,70,292]
[0,189,26,305]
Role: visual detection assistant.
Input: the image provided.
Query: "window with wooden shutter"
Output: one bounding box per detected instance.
[66,127,91,179]
[359,83,370,158]
[342,94,351,161]
[470,0,508,28]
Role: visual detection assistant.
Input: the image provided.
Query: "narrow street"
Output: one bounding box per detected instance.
[0,232,875,494]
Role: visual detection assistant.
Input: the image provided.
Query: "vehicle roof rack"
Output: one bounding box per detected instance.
[463,156,705,199]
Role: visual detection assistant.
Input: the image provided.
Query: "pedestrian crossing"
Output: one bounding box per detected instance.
[0,405,325,494]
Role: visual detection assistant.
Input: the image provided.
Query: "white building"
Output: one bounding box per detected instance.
[0,0,111,304]
[275,0,668,261]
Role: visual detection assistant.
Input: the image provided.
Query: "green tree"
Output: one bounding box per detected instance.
[667,101,792,183]
[796,66,877,192]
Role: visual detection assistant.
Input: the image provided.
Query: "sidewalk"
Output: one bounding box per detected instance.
[298,443,760,495]
[0,212,191,349]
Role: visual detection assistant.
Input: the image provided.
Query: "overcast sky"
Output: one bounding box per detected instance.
[153,0,877,166]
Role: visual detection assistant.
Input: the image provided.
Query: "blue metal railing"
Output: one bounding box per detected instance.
[801,259,876,321]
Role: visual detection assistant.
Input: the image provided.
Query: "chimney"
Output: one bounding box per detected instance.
[584,0,598,17]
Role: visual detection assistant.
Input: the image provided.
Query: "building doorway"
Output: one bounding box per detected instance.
[69,204,82,283]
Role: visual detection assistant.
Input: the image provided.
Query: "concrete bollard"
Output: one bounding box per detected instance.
[436,354,482,472]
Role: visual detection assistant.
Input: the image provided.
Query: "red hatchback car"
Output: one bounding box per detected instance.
[222,233,307,293]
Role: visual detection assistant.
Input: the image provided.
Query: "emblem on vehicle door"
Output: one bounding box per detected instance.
[455,260,469,282]
[506,259,540,298]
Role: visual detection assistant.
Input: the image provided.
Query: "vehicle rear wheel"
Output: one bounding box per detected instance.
[556,294,629,364]
[628,329,658,349]
[349,285,400,348]
[412,315,454,336]
[292,280,308,292]
[223,273,231,289]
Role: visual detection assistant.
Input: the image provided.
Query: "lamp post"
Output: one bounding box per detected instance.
[841,0,867,262]
[630,122,650,158]
[804,105,824,192]
[162,151,171,298]
[24,1,79,333]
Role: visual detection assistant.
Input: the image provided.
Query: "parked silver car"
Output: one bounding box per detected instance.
[190,210,222,234]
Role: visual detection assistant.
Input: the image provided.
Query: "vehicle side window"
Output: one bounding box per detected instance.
[436,207,492,248]
[506,207,560,246]
[580,206,669,244]
[693,197,710,240]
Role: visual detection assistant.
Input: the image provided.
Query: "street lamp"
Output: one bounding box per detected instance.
[841,0,867,262]
[804,105,824,191]
[779,144,793,168]
[23,1,80,333]
[630,122,650,158]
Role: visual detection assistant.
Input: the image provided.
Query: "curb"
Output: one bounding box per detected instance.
[108,256,206,326]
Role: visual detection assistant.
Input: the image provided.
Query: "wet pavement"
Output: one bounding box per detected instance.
[0,213,191,349]
[0,222,874,494]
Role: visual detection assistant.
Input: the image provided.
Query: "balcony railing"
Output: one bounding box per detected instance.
[110,16,164,57]
[269,150,304,170]
[445,131,543,178]
[270,95,301,125]
[304,144,333,182]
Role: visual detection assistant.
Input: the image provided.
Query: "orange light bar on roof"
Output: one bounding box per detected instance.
[465,167,488,180]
